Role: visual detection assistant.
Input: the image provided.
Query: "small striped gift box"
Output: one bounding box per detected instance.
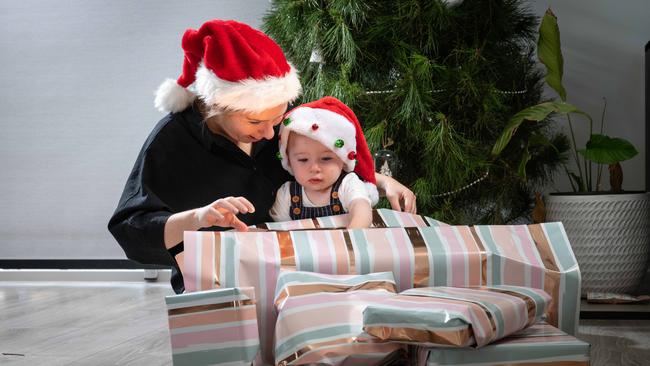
[418,322,590,366]
[165,287,259,365]
[363,285,551,348]
[273,271,405,365]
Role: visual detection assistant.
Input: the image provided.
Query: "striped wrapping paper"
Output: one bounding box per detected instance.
[273,271,403,365]
[183,211,580,362]
[165,287,259,366]
[418,322,590,366]
[363,285,551,348]
[256,208,445,231]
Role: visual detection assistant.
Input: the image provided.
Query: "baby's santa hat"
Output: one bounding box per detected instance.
[154,19,302,113]
[278,96,378,204]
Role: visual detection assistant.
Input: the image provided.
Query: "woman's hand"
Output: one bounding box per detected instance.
[194,196,255,231]
[375,173,417,214]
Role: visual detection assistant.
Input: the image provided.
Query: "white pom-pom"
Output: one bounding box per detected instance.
[154,78,195,113]
[366,182,379,206]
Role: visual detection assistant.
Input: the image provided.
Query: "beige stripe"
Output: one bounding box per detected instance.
[274,281,397,309]
[527,224,562,329]
[364,325,473,347]
[469,227,488,287]
[406,227,430,287]
[372,209,387,228]
[168,299,255,316]
[343,230,357,274]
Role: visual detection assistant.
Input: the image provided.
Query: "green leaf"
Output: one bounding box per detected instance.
[538,8,567,101]
[578,134,638,164]
[491,101,590,157]
[517,145,531,180]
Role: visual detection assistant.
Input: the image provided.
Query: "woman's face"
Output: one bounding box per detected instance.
[210,103,288,144]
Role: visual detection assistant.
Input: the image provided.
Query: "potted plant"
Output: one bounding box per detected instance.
[492,8,650,297]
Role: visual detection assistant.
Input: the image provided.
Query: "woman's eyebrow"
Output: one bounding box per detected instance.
[247,113,284,122]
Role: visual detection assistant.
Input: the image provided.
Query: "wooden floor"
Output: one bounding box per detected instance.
[1,281,649,366]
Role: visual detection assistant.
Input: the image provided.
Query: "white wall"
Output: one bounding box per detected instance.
[1,0,648,260]
[0,0,270,259]
[530,0,650,192]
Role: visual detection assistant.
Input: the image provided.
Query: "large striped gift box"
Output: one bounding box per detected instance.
[273,271,404,365]
[363,285,551,348]
[417,322,590,366]
[183,210,580,362]
[165,287,259,366]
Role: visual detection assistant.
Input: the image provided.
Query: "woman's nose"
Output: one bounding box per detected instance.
[260,122,274,140]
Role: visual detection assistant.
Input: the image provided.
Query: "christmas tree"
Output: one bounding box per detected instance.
[263,0,569,224]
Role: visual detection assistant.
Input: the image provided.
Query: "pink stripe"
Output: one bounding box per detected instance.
[515,226,545,289]
[183,232,198,293]
[439,227,467,287]
[489,227,524,261]
[310,231,335,274]
[171,322,259,349]
[284,291,394,308]
[200,232,215,291]
[363,230,393,274]
[390,229,413,291]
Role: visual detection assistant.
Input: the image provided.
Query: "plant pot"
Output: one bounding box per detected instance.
[545,192,650,297]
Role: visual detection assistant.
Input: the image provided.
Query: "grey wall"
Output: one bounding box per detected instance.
[1,1,648,260]
[530,0,650,192]
[0,0,270,259]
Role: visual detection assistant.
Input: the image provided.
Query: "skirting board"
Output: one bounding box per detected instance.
[0,269,172,282]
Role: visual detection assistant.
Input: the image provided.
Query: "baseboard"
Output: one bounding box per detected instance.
[0,260,172,282]
[0,268,172,282]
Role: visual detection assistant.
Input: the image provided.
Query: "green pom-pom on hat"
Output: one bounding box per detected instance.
[334,138,345,148]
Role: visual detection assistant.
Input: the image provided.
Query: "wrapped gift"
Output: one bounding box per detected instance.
[363,285,551,347]
[183,210,580,362]
[417,322,590,366]
[165,287,259,365]
[273,271,404,365]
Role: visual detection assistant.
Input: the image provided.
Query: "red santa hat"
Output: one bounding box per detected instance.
[154,19,302,113]
[279,96,378,204]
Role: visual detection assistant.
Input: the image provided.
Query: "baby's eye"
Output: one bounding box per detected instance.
[298,158,308,163]
[321,157,333,161]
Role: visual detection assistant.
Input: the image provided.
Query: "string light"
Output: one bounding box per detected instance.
[432,170,489,198]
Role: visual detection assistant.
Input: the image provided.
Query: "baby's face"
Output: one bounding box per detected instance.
[287,133,345,193]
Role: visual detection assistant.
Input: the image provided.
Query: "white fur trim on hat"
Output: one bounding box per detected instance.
[279,106,357,175]
[194,63,302,113]
[154,78,196,113]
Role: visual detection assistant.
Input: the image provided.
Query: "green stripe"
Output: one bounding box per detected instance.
[222,235,237,288]
[165,288,249,305]
[542,222,576,271]
[425,340,589,364]
[419,228,447,286]
[351,230,371,274]
[363,306,468,328]
[542,222,581,335]
[275,324,359,359]
[490,285,549,320]
[292,231,314,272]
[318,216,335,228]
[377,208,401,227]
[476,226,501,284]
[172,344,258,365]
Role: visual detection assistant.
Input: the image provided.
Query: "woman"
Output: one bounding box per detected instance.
[108,19,416,293]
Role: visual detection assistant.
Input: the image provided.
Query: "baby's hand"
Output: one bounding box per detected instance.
[194,196,255,231]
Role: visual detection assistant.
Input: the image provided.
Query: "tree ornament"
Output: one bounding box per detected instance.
[374,150,397,178]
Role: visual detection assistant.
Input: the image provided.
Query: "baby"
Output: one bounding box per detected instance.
[270,96,378,228]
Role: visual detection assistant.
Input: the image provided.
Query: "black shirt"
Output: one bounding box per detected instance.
[108,104,291,293]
